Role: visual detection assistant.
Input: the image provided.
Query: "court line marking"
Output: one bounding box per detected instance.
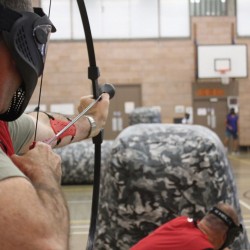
[71,225,89,229]
[228,156,250,166]
[240,200,250,210]
[70,232,88,235]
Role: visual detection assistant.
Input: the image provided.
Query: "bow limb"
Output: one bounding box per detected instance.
[76,0,100,99]
[75,1,103,249]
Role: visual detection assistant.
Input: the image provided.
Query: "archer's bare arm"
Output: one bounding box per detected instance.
[21,93,110,153]
[0,142,69,250]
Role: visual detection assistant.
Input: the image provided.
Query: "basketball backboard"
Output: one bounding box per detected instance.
[197,44,248,79]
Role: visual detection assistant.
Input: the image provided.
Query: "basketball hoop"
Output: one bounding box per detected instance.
[218,69,230,85]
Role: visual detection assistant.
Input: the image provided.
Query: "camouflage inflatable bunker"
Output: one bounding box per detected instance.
[54,140,113,185]
[55,106,161,185]
[95,123,249,250]
[128,106,162,125]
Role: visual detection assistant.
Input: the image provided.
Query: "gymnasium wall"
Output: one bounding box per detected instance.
[29,16,250,146]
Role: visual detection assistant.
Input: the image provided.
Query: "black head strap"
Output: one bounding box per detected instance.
[209,207,243,250]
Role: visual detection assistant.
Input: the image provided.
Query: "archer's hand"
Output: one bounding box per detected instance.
[77,93,110,137]
[11,142,62,185]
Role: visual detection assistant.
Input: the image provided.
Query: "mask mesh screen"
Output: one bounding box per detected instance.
[6,87,26,116]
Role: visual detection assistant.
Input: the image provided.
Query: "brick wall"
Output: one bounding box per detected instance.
[30,16,250,146]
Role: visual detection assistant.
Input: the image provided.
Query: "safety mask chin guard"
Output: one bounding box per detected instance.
[0,4,56,121]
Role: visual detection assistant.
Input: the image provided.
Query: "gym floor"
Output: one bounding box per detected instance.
[63,152,250,250]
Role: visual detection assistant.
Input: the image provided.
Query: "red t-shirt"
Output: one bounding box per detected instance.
[130,216,214,250]
[0,121,14,156]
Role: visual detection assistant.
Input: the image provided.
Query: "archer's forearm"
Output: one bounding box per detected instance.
[29,111,91,147]
[27,94,109,148]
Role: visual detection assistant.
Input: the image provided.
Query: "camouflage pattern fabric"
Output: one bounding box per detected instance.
[95,123,249,250]
[129,106,162,125]
[54,140,113,185]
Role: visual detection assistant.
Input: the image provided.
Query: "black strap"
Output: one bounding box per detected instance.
[39,111,74,145]
[75,1,102,249]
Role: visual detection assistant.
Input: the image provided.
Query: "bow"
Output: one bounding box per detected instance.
[75,1,103,249]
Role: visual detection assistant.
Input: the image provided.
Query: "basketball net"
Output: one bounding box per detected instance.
[218,69,230,85]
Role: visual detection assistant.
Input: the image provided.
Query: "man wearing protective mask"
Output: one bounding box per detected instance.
[0,1,110,249]
[131,203,243,250]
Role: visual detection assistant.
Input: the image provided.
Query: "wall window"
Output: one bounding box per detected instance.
[160,0,190,37]
[41,0,190,40]
[190,0,228,16]
[42,0,72,39]
[237,0,250,36]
